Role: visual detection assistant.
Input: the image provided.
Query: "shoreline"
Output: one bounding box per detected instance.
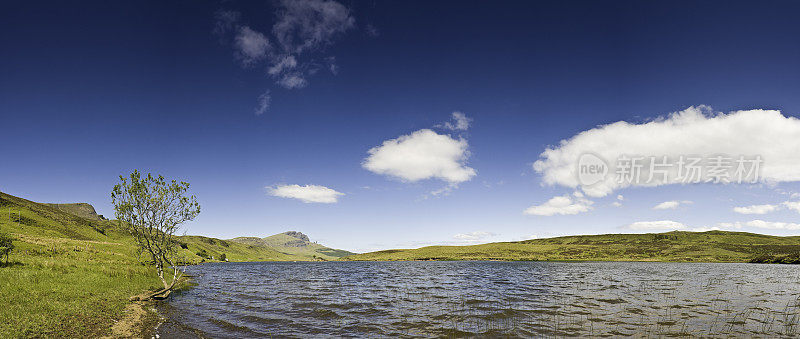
[106,276,195,338]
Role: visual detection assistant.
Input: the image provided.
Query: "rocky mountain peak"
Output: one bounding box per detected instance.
[283,231,310,242]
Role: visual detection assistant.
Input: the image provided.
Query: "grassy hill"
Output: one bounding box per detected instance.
[231,231,354,261]
[345,231,800,262]
[0,191,164,337]
[177,235,297,262]
[43,202,105,220]
[0,191,347,337]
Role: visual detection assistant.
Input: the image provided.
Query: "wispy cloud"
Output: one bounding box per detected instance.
[733,204,780,215]
[268,184,344,203]
[612,194,624,207]
[272,0,355,54]
[234,26,271,66]
[215,0,357,114]
[785,201,800,213]
[653,200,692,210]
[255,90,271,115]
[438,111,471,131]
[453,231,496,244]
[719,220,800,230]
[625,220,686,231]
[731,200,800,215]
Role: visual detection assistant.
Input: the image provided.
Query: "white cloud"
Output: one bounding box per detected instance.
[277,74,308,89]
[267,55,298,76]
[733,204,779,215]
[453,231,494,241]
[720,220,800,230]
[255,90,271,115]
[363,129,476,184]
[653,201,679,210]
[653,200,692,210]
[728,201,800,215]
[626,220,687,231]
[272,0,355,54]
[453,231,497,245]
[268,184,344,203]
[219,0,356,105]
[234,26,271,66]
[690,226,720,232]
[524,194,593,216]
[784,201,800,213]
[612,194,624,207]
[440,112,471,131]
[533,107,800,197]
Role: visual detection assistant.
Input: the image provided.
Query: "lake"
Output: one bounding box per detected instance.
[157,261,800,337]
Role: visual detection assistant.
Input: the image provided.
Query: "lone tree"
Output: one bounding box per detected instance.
[0,232,14,265]
[112,170,200,293]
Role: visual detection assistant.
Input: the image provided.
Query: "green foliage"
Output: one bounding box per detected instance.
[0,232,13,263]
[195,249,210,259]
[0,192,163,337]
[218,253,226,261]
[0,190,338,337]
[111,170,200,289]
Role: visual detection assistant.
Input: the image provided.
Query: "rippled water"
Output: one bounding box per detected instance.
[157,261,800,337]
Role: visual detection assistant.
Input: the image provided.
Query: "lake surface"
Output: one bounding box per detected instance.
[157,261,800,337]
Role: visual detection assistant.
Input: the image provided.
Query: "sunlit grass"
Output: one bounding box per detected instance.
[0,191,312,337]
[346,231,800,262]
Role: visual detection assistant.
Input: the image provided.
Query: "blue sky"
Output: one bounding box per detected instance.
[1,0,800,252]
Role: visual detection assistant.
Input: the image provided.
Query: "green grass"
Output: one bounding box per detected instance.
[176,235,298,262]
[0,192,163,337]
[0,191,348,337]
[345,231,800,262]
[43,202,105,221]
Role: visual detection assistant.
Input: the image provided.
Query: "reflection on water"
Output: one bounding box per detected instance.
[158,261,800,337]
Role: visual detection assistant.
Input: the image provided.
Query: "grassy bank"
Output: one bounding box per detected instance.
[0,191,345,337]
[345,231,800,262]
[0,192,165,337]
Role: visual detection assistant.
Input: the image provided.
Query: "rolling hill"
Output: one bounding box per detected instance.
[345,231,800,263]
[0,190,350,337]
[43,202,106,220]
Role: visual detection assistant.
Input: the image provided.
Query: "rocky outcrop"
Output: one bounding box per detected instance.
[283,231,310,242]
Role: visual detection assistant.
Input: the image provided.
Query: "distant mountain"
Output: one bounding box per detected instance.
[231,231,354,261]
[345,231,800,263]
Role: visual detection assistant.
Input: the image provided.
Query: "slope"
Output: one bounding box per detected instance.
[345,231,800,262]
[231,231,354,261]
